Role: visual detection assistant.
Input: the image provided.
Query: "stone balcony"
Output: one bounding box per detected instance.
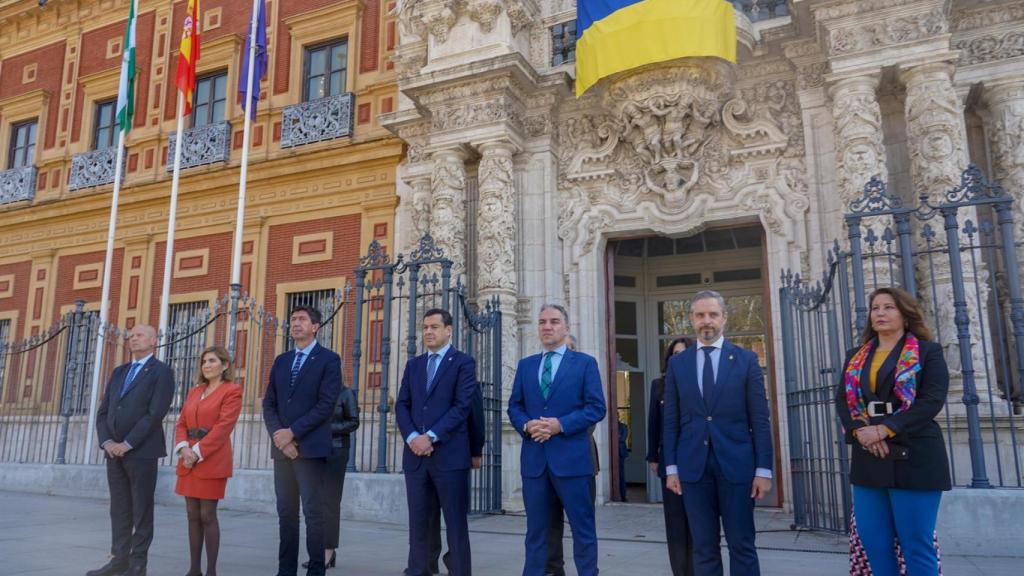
[69,147,121,191]
[280,92,354,149]
[166,121,232,171]
[0,165,36,205]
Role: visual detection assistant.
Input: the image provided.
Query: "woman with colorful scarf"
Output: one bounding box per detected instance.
[835,287,951,576]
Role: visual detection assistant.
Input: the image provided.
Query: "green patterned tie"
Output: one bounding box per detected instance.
[540,352,554,399]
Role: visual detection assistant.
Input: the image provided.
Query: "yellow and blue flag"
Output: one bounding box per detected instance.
[575,0,736,96]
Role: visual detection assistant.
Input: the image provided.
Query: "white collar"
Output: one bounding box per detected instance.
[541,344,568,357]
[295,339,318,356]
[428,342,452,359]
[697,336,725,350]
[132,353,153,366]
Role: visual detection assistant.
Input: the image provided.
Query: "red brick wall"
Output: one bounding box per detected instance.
[147,231,233,322]
[359,0,380,74]
[0,261,32,319]
[72,11,155,143]
[52,249,124,324]
[0,42,66,150]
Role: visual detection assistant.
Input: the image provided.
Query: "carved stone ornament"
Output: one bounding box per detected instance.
[829,76,888,205]
[476,143,517,294]
[166,121,231,171]
[557,61,809,259]
[467,0,501,33]
[0,165,36,205]
[430,150,468,276]
[829,8,948,56]
[280,92,354,148]
[955,31,1024,66]
[69,147,122,191]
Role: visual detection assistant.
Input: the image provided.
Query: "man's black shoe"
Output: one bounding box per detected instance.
[85,560,128,576]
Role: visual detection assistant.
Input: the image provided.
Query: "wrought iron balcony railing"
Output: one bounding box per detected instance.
[69,147,121,191]
[280,92,355,149]
[0,165,37,205]
[166,121,232,171]
[732,0,789,23]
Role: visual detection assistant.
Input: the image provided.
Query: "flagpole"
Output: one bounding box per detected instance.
[84,128,128,461]
[158,98,187,359]
[227,0,262,359]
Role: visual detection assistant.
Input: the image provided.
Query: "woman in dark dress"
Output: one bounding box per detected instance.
[647,337,695,576]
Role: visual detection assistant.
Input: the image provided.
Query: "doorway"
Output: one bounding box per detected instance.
[608,224,780,506]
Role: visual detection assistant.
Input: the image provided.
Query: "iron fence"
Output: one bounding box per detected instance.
[0,235,504,513]
[782,166,1024,533]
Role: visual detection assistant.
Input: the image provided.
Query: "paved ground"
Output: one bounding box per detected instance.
[0,491,1018,575]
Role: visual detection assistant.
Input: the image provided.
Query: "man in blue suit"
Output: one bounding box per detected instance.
[508,304,606,576]
[396,308,478,576]
[662,290,773,576]
[263,306,342,576]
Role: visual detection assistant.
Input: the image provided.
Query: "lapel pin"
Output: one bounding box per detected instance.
[729,355,734,360]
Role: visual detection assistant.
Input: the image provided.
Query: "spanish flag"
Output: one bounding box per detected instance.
[576,0,736,96]
[175,0,200,115]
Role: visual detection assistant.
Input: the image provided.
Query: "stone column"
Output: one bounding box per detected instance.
[429,148,469,278]
[476,140,520,395]
[983,78,1024,255]
[829,72,889,209]
[405,176,433,251]
[900,59,991,403]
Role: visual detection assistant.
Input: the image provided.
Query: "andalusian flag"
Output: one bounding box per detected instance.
[176,0,201,116]
[575,0,736,96]
[116,0,138,132]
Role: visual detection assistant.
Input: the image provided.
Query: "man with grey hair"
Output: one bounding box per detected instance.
[662,290,773,575]
[509,304,606,576]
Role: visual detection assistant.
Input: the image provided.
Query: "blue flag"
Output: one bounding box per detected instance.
[239,0,267,120]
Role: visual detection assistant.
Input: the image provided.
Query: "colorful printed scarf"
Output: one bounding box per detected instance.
[844,333,921,423]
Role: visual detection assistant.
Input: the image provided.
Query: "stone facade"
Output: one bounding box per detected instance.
[383,0,1024,508]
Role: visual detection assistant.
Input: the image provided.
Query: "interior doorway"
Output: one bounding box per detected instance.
[607,224,780,506]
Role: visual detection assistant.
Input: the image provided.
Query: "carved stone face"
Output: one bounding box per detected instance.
[844,144,877,175]
[922,131,954,161]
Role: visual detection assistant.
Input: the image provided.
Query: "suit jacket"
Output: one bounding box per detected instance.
[95,356,175,459]
[507,349,607,478]
[396,347,478,472]
[468,383,486,458]
[834,335,951,491]
[174,382,243,479]
[646,377,668,477]
[662,340,773,483]
[329,386,360,448]
[262,343,342,459]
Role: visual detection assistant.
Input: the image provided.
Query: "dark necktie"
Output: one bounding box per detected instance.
[290,351,305,388]
[701,346,716,407]
[540,352,554,399]
[120,362,142,397]
[426,353,440,392]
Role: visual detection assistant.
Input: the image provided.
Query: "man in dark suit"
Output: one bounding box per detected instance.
[396,308,478,576]
[416,382,485,576]
[263,306,341,576]
[663,290,773,576]
[87,324,174,576]
[508,304,606,576]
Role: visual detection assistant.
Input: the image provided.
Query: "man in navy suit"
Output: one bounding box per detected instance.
[508,304,606,576]
[662,290,773,576]
[396,308,478,576]
[88,324,174,576]
[263,306,342,576]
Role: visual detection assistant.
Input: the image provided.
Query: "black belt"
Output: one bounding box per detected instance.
[186,428,208,440]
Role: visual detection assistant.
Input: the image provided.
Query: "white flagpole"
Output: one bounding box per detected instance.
[232,0,261,287]
[227,0,261,358]
[83,128,128,461]
[158,97,187,359]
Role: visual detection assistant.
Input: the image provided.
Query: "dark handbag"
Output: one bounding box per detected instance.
[883,444,909,461]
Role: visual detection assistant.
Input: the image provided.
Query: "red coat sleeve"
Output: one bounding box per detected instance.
[196,384,243,458]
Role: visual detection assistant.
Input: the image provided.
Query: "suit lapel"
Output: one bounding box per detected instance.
[119,357,154,399]
[548,349,574,396]
[708,342,737,413]
[677,348,703,414]
[525,353,543,401]
[426,348,456,399]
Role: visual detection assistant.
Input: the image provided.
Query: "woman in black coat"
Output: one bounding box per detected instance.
[647,336,695,576]
[305,384,359,570]
[834,287,951,576]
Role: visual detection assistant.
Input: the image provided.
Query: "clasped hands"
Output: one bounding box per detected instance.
[525,417,562,443]
[178,446,200,469]
[664,474,772,500]
[409,434,434,457]
[855,424,890,459]
[273,428,300,459]
[103,441,131,459]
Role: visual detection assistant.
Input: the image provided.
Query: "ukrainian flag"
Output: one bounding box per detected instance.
[575,0,736,96]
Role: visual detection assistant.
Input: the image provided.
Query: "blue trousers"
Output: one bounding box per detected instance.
[682,453,759,576]
[852,485,942,576]
[522,470,597,576]
[405,464,471,576]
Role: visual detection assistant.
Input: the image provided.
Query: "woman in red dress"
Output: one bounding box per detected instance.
[174,346,243,576]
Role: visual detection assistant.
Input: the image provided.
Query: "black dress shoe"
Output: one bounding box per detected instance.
[85,560,128,576]
[302,550,337,570]
[124,566,146,576]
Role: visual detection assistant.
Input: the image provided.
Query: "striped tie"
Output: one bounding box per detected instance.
[540,352,554,399]
[290,351,304,388]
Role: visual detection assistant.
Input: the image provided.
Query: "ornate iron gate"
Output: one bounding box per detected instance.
[350,234,504,514]
[781,166,1024,533]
